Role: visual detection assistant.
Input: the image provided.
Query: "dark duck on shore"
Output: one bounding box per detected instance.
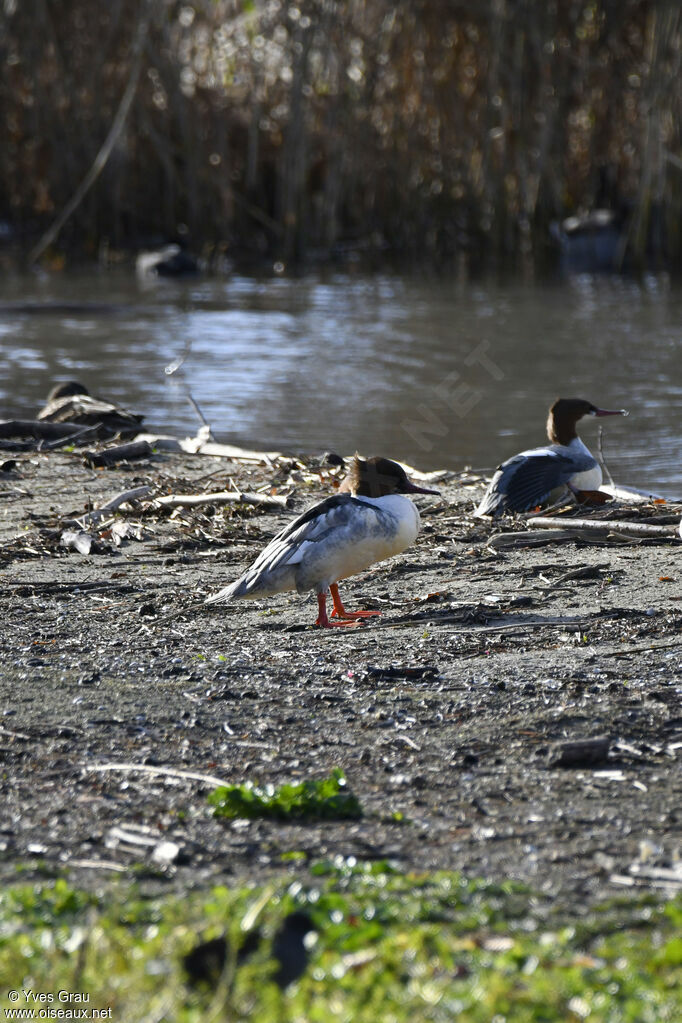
[206,455,440,628]
[38,381,144,439]
[475,398,628,517]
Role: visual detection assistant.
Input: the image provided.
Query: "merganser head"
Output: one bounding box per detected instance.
[323,452,346,469]
[46,380,90,402]
[343,455,440,498]
[547,398,628,445]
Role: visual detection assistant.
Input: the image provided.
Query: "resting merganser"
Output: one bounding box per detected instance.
[37,381,144,438]
[474,397,628,517]
[206,455,439,627]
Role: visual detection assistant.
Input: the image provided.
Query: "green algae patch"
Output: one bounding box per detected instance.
[208,768,362,821]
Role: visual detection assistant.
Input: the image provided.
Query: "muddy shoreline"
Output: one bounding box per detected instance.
[1,447,680,908]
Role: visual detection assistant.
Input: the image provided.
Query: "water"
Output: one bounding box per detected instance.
[0,269,679,498]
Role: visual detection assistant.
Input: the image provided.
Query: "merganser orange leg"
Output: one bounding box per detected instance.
[314,591,360,628]
[329,582,382,621]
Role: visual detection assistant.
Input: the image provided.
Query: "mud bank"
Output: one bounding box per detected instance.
[1,447,680,908]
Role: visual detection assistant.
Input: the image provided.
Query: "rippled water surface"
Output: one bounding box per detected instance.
[1,269,679,497]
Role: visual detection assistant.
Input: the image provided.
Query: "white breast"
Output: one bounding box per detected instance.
[557,438,602,490]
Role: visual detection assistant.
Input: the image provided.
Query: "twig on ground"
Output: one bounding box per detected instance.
[65,859,128,873]
[42,424,102,450]
[154,490,291,510]
[84,762,230,787]
[66,485,153,528]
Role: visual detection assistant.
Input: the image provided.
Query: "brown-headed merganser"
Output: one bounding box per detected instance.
[206,455,439,627]
[37,380,144,438]
[475,397,628,517]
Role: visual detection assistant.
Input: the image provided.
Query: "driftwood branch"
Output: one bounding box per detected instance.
[43,424,102,450]
[67,485,153,528]
[0,420,85,441]
[599,483,671,503]
[134,432,283,463]
[154,490,291,510]
[487,529,580,548]
[528,516,679,538]
[82,441,153,468]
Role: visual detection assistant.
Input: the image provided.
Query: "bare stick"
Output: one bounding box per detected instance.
[165,340,216,441]
[65,859,128,873]
[67,485,153,528]
[154,490,291,510]
[135,432,284,463]
[487,529,579,548]
[528,516,679,538]
[42,424,102,450]
[597,425,615,487]
[601,639,682,657]
[84,762,230,788]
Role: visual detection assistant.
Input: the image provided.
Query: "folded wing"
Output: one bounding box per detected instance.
[207,494,381,602]
[476,451,577,516]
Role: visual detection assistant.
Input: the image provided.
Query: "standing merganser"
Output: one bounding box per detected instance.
[474,397,628,517]
[206,455,439,627]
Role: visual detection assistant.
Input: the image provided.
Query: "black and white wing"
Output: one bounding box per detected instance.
[475,450,579,516]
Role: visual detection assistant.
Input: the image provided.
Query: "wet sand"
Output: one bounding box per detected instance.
[1,448,680,905]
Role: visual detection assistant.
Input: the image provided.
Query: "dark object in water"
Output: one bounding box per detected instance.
[38,380,144,438]
[550,209,625,273]
[0,301,122,315]
[136,242,199,277]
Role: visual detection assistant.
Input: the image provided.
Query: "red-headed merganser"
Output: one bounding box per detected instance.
[206,455,439,627]
[475,397,628,517]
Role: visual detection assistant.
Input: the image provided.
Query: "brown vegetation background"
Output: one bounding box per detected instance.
[1,0,680,268]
